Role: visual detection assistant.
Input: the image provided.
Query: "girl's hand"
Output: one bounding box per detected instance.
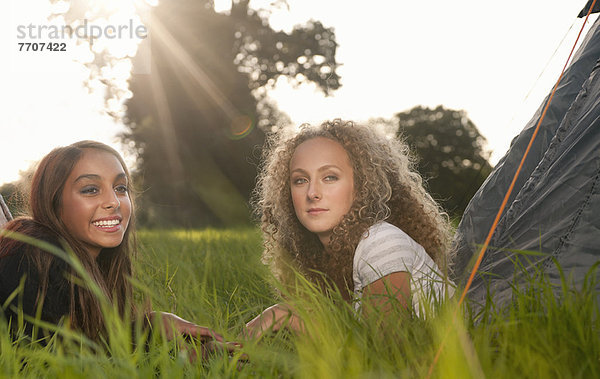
[149,311,224,343]
[244,303,304,338]
[150,312,244,362]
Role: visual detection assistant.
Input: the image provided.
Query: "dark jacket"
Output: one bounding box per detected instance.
[0,219,70,341]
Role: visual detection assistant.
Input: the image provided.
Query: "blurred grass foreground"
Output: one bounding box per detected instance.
[1,228,599,378]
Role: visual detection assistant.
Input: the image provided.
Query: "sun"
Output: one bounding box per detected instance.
[86,0,140,17]
[49,0,156,119]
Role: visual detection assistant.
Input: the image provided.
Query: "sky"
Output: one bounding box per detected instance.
[1,0,598,186]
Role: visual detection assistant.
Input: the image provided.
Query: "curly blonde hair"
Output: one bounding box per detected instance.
[253,120,453,300]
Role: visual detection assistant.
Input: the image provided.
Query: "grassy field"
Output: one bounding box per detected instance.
[1,228,599,378]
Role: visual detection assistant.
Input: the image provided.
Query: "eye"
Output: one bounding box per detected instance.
[324,175,338,182]
[292,177,308,185]
[80,186,99,195]
[115,184,129,194]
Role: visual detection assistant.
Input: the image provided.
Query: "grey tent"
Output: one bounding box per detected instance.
[0,194,12,228]
[454,5,600,309]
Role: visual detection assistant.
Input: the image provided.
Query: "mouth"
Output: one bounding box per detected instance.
[307,208,328,215]
[91,217,122,231]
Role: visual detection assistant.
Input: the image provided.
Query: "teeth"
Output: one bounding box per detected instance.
[93,219,120,227]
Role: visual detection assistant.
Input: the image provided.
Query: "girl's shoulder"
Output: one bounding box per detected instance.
[359,221,415,246]
[1,217,60,239]
[0,218,68,289]
[0,219,71,333]
[0,218,61,260]
[353,222,425,289]
[354,221,422,262]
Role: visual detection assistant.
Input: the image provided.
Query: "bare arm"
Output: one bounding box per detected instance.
[361,271,411,318]
[148,311,224,342]
[244,303,305,338]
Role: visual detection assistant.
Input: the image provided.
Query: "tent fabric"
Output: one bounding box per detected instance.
[579,0,600,18]
[0,194,12,228]
[453,15,600,308]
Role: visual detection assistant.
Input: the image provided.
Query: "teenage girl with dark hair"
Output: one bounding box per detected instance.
[0,141,223,345]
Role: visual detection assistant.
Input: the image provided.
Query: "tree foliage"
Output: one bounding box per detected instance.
[395,105,493,218]
[123,0,341,227]
[0,164,35,218]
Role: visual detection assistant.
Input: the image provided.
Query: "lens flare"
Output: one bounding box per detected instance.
[228,115,254,140]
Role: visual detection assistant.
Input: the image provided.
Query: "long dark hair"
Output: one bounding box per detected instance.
[0,141,137,340]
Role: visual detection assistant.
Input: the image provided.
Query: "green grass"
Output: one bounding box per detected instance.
[1,228,599,378]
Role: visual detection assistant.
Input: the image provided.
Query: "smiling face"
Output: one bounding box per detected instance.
[60,149,131,259]
[289,137,355,246]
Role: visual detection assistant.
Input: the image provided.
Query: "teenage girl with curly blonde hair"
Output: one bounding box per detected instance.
[245,119,455,336]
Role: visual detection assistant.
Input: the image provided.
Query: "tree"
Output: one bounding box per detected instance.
[0,164,35,218]
[0,183,18,219]
[122,0,341,227]
[395,106,493,218]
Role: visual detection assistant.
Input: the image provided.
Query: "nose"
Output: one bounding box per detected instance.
[307,181,321,200]
[102,190,120,210]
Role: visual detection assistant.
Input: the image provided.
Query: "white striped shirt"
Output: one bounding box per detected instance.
[352,221,453,315]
